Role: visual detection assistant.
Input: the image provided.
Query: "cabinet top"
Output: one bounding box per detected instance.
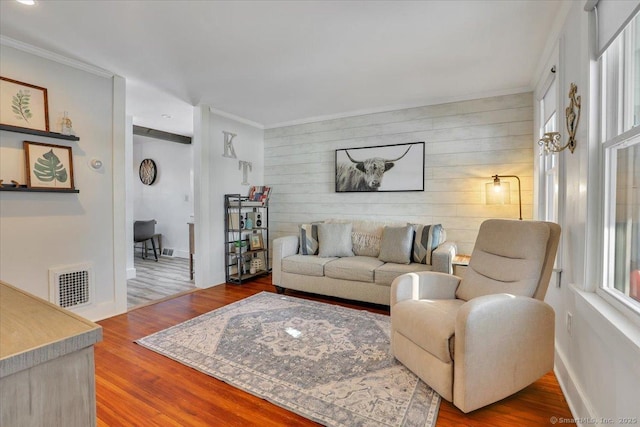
[0,282,102,377]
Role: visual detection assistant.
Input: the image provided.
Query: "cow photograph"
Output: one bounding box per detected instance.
[335,142,425,192]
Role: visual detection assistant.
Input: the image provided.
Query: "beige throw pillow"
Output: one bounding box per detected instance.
[317,223,354,257]
[378,225,414,264]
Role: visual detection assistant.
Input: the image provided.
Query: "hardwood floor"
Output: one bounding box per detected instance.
[96,276,573,426]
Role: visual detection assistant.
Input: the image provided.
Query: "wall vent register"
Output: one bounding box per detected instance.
[49,263,94,309]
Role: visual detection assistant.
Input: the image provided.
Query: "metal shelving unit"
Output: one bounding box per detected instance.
[224,194,270,284]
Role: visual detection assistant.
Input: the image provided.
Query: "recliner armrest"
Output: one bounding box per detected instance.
[432,241,457,274]
[272,235,299,286]
[391,272,461,306]
[453,294,555,413]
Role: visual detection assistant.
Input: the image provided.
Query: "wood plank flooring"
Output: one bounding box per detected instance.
[97,276,573,426]
[127,256,195,309]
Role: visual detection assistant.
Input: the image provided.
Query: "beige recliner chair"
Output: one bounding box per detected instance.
[390,219,560,413]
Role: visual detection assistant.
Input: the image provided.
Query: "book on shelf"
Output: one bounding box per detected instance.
[226,187,271,207]
[247,186,271,206]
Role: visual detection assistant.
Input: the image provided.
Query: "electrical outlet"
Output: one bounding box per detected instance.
[566,312,573,336]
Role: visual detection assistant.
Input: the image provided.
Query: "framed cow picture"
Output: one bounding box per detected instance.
[335,142,425,192]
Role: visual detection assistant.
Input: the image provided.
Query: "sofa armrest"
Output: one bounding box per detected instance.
[272,235,299,286]
[432,241,457,274]
[391,272,461,306]
[453,294,555,413]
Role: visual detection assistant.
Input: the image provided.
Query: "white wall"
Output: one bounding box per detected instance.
[193,107,264,287]
[264,93,534,255]
[132,134,193,258]
[0,43,126,320]
[535,2,640,424]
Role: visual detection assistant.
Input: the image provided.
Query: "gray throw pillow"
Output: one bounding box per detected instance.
[378,225,414,264]
[299,223,319,255]
[317,223,354,257]
[411,223,445,265]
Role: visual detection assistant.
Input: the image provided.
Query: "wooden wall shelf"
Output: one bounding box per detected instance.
[0,124,80,141]
[0,185,79,193]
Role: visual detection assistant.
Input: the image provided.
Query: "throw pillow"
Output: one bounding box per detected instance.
[299,223,320,255]
[411,223,445,265]
[351,231,382,257]
[317,223,354,257]
[378,225,414,264]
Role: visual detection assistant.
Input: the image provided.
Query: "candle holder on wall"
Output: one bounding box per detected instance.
[538,83,581,154]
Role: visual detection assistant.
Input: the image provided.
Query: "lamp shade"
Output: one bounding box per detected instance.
[485,181,511,205]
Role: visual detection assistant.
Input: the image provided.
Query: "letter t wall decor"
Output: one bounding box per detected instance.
[239,161,252,185]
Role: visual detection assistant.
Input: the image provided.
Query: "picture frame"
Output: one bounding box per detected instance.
[335,142,425,192]
[249,233,264,251]
[24,141,75,190]
[1,77,49,132]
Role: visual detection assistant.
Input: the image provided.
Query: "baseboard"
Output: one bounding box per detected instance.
[71,299,126,322]
[554,344,595,426]
[174,250,189,259]
[126,267,136,279]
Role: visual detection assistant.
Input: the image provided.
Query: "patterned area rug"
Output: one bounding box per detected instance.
[137,292,440,426]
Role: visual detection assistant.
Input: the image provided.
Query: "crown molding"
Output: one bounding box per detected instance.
[208,107,264,129]
[264,86,532,129]
[530,0,574,91]
[0,35,114,79]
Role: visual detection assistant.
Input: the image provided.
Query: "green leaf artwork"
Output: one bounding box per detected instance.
[33,149,68,184]
[11,89,32,123]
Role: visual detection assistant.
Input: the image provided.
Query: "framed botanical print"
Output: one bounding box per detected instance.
[249,233,264,251]
[1,77,49,132]
[24,141,75,190]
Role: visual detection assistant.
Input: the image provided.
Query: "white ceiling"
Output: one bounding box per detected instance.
[0,0,564,136]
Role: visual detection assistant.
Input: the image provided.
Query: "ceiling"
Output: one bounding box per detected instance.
[0,1,564,136]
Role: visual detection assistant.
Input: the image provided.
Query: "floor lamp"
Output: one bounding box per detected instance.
[486,174,522,220]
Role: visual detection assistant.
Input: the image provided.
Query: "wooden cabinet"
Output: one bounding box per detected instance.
[0,282,102,427]
[224,194,270,284]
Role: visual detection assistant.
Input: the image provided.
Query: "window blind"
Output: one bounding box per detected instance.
[585,0,640,57]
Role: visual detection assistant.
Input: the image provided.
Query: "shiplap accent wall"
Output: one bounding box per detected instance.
[264,92,533,255]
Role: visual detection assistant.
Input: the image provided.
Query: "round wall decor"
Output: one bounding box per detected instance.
[139,158,157,185]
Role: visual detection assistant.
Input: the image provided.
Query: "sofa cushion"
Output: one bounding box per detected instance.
[351,231,382,257]
[318,223,354,257]
[378,225,414,264]
[411,223,445,265]
[326,219,406,257]
[374,262,433,285]
[282,255,338,277]
[325,256,384,283]
[299,223,320,255]
[392,298,465,363]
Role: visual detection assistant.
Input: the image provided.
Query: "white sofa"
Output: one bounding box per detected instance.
[272,220,457,306]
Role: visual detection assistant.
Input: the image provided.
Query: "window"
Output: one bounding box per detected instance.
[605,136,640,305]
[539,76,560,223]
[600,11,640,313]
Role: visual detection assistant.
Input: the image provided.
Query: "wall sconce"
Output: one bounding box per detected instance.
[486,174,522,220]
[538,83,581,154]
